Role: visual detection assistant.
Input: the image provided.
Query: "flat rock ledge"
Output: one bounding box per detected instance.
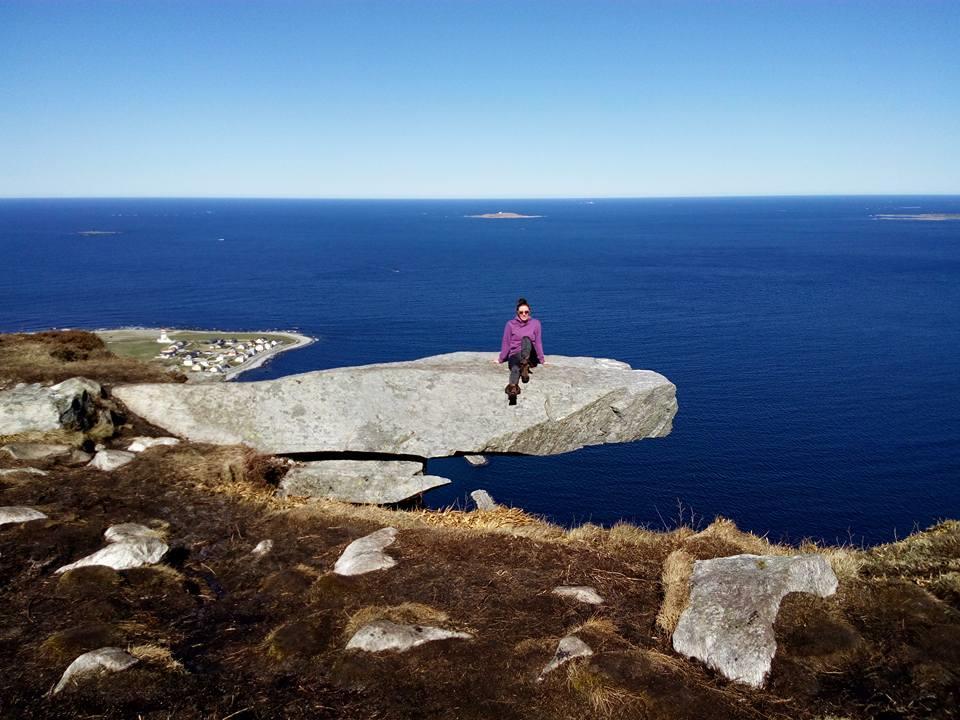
[113,352,676,458]
[346,620,472,653]
[0,506,48,526]
[56,523,168,574]
[127,436,180,453]
[278,459,450,504]
[538,635,593,680]
[0,377,103,437]
[2,443,72,461]
[333,527,398,576]
[672,553,839,688]
[52,647,138,695]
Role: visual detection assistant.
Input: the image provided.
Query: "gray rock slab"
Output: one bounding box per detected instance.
[2,443,72,460]
[0,467,48,477]
[52,647,138,695]
[672,553,838,688]
[0,377,101,437]
[126,436,180,453]
[470,489,497,510]
[113,352,677,458]
[333,527,397,576]
[346,620,472,652]
[552,586,604,605]
[464,454,488,467]
[538,635,593,680]
[88,450,136,472]
[278,459,449,504]
[0,506,48,526]
[56,523,168,573]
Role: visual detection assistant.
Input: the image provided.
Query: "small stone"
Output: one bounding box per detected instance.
[346,620,472,653]
[63,449,93,466]
[2,443,71,461]
[333,527,397,576]
[464,454,488,467]
[52,647,138,694]
[552,586,604,605]
[126,436,180,453]
[88,450,136,472]
[94,443,106,452]
[538,635,593,680]
[0,467,48,477]
[251,539,274,557]
[0,506,47,526]
[470,489,497,510]
[672,554,839,688]
[56,523,168,573]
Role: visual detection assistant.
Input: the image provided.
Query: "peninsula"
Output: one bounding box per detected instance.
[95,327,313,382]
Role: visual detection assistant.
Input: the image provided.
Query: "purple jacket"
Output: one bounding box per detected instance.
[499,317,544,363]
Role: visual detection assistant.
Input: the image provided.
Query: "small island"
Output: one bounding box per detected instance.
[95,327,313,382]
[873,213,960,222]
[77,230,121,236]
[466,211,542,219]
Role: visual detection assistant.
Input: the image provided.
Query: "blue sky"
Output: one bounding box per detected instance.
[1,1,957,198]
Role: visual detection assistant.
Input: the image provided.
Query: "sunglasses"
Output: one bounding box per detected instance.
[518,310,531,315]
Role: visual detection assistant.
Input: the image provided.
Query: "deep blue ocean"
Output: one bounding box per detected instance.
[2,197,959,545]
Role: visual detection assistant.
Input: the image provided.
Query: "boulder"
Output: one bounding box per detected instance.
[278,459,450,504]
[552,586,604,605]
[56,523,168,574]
[346,620,472,653]
[251,539,273,557]
[464,454,488,467]
[672,554,838,688]
[113,353,677,458]
[470,489,497,510]
[126,436,180,453]
[0,377,102,438]
[88,450,136,472]
[333,527,397,576]
[52,647,138,695]
[538,636,593,680]
[2,443,72,461]
[0,506,47,526]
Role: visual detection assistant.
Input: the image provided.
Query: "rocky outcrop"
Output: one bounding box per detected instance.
[2,443,72,461]
[0,378,110,440]
[278,459,450,504]
[333,527,398,576]
[672,554,838,687]
[113,353,676,458]
[52,647,139,695]
[346,621,472,653]
[56,523,168,574]
[538,636,593,680]
[126,437,180,453]
[88,450,135,472]
[470,489,497,510]
[0,506,47,526]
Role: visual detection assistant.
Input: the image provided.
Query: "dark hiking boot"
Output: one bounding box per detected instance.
[504,384,520,406]
[520,361,530,384]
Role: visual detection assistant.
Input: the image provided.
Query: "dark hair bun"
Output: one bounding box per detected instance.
[516,297,529,309]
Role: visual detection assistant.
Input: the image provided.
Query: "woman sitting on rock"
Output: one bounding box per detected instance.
[498,297,545,405]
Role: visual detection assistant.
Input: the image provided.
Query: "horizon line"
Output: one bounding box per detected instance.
[1,192,959,202]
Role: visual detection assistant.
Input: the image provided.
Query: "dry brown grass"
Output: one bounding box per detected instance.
[0,330,184,387]
[128,643,184,673]
[342,602,452,640]
[570,616,619,638]
[656,548,694,633]
[566,663,644,718]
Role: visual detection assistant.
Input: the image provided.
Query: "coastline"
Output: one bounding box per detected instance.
[93,327,315,382]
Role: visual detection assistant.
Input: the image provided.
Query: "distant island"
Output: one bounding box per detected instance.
[78,230,121,236]
[467,211,542,219]
[873,213,960,222]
